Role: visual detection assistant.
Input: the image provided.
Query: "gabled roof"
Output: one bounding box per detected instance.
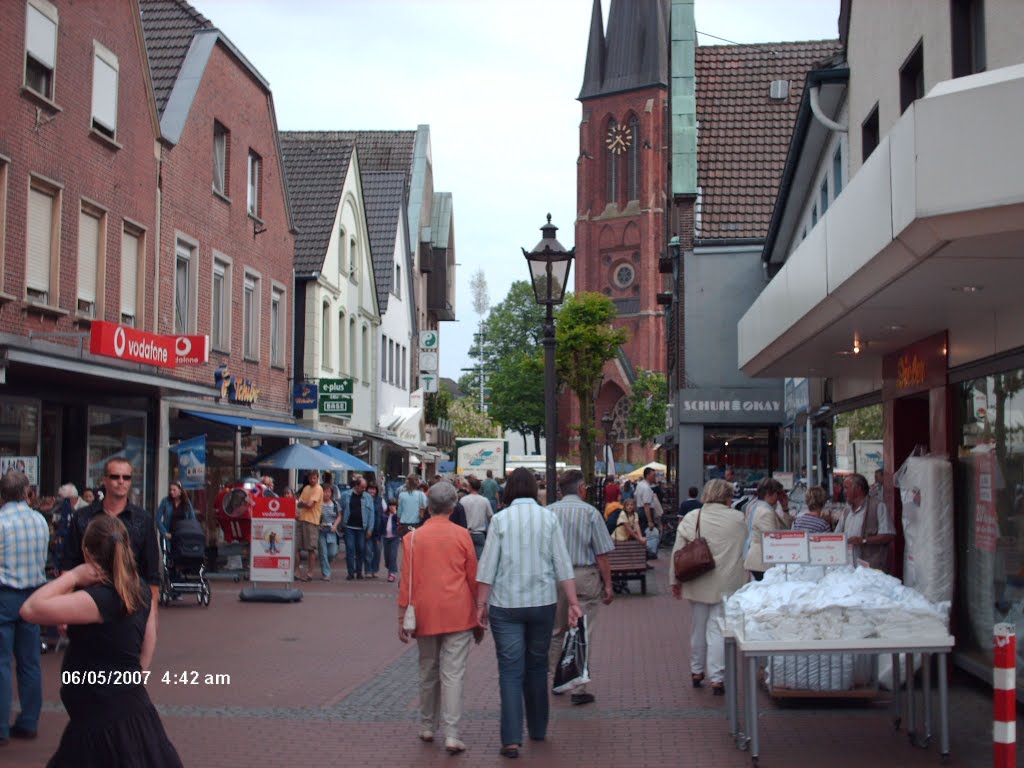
[695,40,840,242]
[138,0,212,116]
[279,133,354,274]
[328,131,417,183]
[362,171,408,314]
[579,0,669,100]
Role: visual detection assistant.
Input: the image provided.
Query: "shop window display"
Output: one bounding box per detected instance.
[956,370,1024,693]
[87,407,147,507]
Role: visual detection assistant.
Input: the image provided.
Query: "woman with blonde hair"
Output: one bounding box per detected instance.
[792,486,832,533]
[21,515,182,767]
[670,478,747,695]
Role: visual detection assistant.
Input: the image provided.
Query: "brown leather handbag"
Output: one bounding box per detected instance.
[673,506,716,583]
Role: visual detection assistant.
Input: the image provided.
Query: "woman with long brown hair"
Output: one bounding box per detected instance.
[156,481,193,540]
[21,515,182,767]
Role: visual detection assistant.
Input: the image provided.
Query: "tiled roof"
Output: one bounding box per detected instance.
[362,171,407,314]
[138,0,212,116]
[279,133,353,274]
[323,131,416,183]
[696,40,840,241]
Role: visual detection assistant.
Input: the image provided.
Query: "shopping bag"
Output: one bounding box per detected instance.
[552,615,590,693]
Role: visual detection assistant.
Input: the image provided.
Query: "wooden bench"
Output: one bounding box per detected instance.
[608,540,648,595]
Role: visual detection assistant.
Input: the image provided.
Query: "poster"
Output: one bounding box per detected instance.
[171,436,206,490]
[973,448,998,553]
[0,456,38,485]
[250,496,296,582]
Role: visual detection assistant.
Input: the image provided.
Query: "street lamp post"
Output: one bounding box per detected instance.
[523,214,575,498]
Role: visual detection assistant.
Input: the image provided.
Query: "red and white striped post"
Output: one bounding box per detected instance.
[994,623,1016,768]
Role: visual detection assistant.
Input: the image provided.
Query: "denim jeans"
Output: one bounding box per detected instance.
[0,587,42,739]
[383,536,400,575]
[366,535,381,575]
[344,527,366,577]
[318,529,339,578]
[489,603,556,746]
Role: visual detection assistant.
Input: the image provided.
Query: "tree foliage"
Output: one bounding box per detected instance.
[555,292,628,482]
[448,398,500,440]
[487,350,545,452]
[424,386,451,425]
[625,368,668,445]
[833,404,883,441]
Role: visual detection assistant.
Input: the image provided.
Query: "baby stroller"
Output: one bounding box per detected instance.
[160,510,211,607]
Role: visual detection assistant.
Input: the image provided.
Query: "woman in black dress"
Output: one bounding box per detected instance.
[21,514,182,767]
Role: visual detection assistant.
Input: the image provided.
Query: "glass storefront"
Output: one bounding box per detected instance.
[955,369,1024,694]
[703,427,774,490]
[87,407,149,508]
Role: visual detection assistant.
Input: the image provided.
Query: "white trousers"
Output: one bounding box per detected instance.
[417,629,473,738]
[688,600,725,684]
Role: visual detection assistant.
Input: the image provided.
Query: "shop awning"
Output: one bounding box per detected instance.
[180,409,341,441]
[315,443,375,472]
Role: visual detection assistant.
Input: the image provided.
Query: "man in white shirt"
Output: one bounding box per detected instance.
[460,476,492,558]
[634,468,663,531]
[837,473,895,572]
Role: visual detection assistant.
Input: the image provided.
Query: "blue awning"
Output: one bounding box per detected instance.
[315,443,375,473]
[180,409,341,442]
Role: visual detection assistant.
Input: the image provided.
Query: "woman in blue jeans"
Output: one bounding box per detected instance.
[317,484,340,580]
[476,468,581,759]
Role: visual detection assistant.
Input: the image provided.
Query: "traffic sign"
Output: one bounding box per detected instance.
[319,397,353,416]
[420,352,438,372]
[421,374,439,393]
[419,330,438,351]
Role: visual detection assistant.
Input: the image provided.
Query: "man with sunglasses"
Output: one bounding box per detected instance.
[60,458,161,662]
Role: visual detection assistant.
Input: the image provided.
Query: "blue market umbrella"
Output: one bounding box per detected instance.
[315,443,375,473]
[255,443,348,471]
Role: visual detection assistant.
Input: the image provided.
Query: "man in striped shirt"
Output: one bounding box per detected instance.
[0,470,50,744]
[546,469,615,705]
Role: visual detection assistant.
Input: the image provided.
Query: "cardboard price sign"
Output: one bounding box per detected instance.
[761,531,810,564]
[808,533,848,565]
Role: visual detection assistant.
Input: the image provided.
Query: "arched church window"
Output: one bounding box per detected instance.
[605,118,620,205]
[627,115,641,201]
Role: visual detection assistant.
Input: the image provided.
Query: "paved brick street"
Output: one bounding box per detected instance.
[4,558,1015,767]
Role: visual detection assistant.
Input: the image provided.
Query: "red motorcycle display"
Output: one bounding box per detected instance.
[213,478,275,544]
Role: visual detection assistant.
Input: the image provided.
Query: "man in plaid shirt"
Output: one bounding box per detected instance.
[0,469,50,744]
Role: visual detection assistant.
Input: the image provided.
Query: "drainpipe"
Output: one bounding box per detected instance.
[808,85,848,134]
[806,416,813,486]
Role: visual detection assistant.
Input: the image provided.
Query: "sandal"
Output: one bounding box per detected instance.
[499,745,519,759]
[691,673,705,688]
[710,682,725,696]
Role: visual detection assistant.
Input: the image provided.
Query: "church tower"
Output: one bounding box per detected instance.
[568,0,669,467]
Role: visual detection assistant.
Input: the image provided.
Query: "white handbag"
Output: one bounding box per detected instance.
[402,529,417,632]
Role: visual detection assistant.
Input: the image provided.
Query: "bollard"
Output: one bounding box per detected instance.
[993,623,1016,768]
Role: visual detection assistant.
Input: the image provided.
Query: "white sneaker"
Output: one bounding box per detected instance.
[418,729,434,742]
[445,737,466,754]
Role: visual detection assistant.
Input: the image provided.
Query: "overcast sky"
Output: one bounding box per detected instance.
[193,0,840,381]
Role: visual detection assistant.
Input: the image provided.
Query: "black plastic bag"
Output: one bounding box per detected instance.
[552,615,590,693]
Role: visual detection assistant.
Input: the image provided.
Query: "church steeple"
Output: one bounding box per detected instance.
[579,0,669,101]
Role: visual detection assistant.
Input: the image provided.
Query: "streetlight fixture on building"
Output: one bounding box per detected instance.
[523,214,574,497]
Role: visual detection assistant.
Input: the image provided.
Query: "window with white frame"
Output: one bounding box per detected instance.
[26,179,60,304]
[91,42,118,140]
[348,317,356,375]
[211,257,230,350]
[77,204,104,316]
[247,150,261,217]
[243,272,259,359]
[321,301,331,369]
[381,336,388,382]
[394,263,402,298]
[338,227,346,278]
[361,324,369,382]
[401,346,407,390]
[271,287,284,367]
[213,121,229,196]
[349,235,357,279]
[388,338,394,384]
[120,224,142,326]
[174,240,193,334]
[337,311,345,373]
[24,0,57,100]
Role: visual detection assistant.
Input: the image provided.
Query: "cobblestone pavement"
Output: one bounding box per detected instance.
[4,558,1017,767]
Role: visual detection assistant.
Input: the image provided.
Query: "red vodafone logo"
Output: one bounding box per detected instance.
[175,336,192,357]
[268,499,280,512]
[113,326,127,358]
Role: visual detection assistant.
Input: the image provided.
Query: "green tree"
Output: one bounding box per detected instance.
[555,292,628,482]
[447,398,500,440]
[488,350,546,453]
[834,404,883,441]
[625,368,668,445]
[424,386,451,425]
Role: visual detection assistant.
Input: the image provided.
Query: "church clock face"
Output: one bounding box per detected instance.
[605,124,633,154]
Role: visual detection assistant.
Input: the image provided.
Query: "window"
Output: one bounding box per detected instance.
[394,263,401,298]
[0,162,8,284]
[24,0,57,100]
[381,336,388,382]
[952,0,986,78]
[862,105,879,162]
[605,119,619,204]
[361,325,369,382]
[26,179,60,304]
[832,145,843,197]
[247,150,261,217]
[271,287,284,367]
[900,41,925,114]
[819,179,829,216]
[211,257,230,350]
[337,311,345,373]
[627,115,640,201]
[401,346,407,390]
[388,338,395,384]
[811,203,818,226]
[173,240,193,333]
[243,273,259,359]
[213,121,229,196]
[349,236,357,279]
[120,224,142,326]
[613,263,635,289]
[349,317,356,375]
[77,204,105,316]
[91,43,118,139]
[337,227,346,277]
[321,301,331,369]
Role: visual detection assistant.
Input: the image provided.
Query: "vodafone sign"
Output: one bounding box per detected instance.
[89,321,176,369]
[174,335,210,366]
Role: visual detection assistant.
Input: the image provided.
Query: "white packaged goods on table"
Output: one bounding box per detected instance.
[895,454,954,604]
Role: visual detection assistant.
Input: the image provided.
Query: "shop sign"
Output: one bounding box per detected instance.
[762,531,810,564]
[677,387,784,424]
[89,320,176,369]
[974,448,998,553]
[215,367,260,404]
[882,332,947,400]
[173,335,210,366]
[809,533,848,566]
[250,496,297,582]
[318,378,353,418]
[0,456,38,485]
[293,382,318,410]
[170,436,206,491]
